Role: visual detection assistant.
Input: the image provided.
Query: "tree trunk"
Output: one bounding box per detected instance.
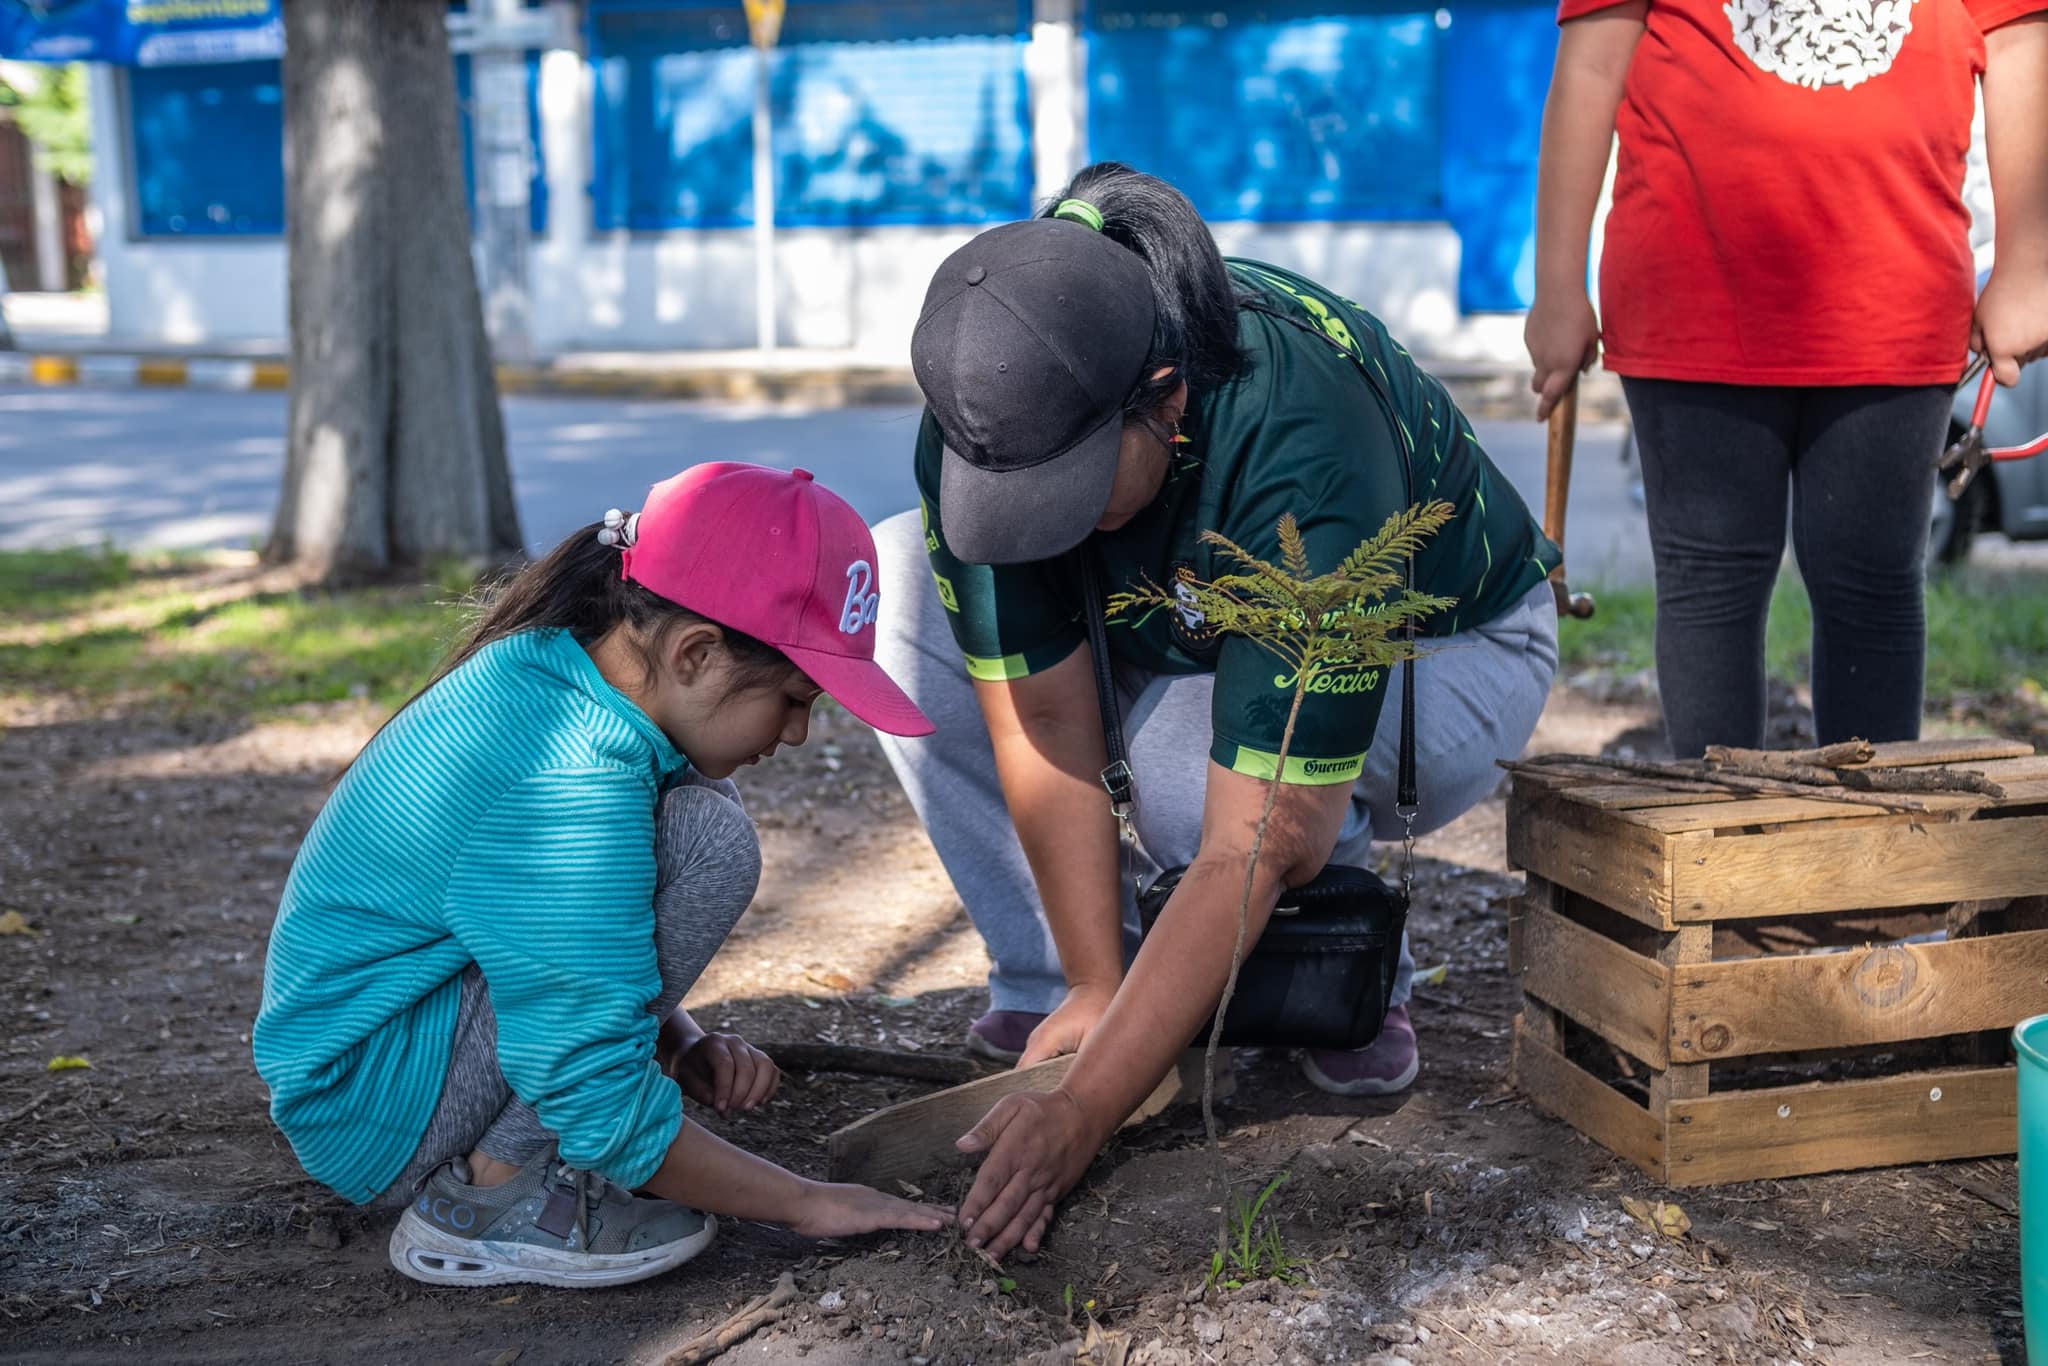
[270,0,522,582]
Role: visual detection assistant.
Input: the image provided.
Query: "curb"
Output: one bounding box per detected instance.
[0,350,923,405]
[0,351,292,391]
[0,348,1628,421]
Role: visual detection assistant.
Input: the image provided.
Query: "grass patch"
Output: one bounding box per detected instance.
[1559,568,2048,701]
[0,545,138,621]
[0,549,470,718]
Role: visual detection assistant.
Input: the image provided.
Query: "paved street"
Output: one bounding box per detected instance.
[0,383,1657,581]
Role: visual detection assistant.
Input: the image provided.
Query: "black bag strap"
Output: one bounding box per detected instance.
[1077,549,1136,832]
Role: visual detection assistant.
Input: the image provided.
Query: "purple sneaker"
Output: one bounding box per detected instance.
[966,1009,1046,1065]
[1301,1004,1419,1097]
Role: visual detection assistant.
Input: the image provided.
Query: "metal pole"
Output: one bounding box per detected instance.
[751,42,776,356]
[472,0,535,365]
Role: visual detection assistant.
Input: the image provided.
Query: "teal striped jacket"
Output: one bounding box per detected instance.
[254,628,689,1203]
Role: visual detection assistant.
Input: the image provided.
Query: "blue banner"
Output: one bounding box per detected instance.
[0,0,282,66]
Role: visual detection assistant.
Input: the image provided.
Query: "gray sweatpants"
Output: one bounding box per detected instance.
[370,776,761,1207]
[870,510,1559,1019]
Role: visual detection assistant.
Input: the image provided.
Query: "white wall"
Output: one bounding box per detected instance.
[87,11,1534,366]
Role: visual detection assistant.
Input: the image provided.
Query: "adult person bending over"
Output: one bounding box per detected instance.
[870,164,1561,1259]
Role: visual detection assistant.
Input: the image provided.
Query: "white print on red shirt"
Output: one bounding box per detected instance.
[1723,0,1918,89]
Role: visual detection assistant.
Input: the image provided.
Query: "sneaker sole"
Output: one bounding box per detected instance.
[1300,1050,1420,1098]
[388,1208,717,1289]
[963,1030,1024,1067]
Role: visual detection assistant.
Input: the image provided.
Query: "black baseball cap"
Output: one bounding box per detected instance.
[911,217,1156,565]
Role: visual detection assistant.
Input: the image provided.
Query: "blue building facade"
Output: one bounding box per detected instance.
[65,0,1562,352]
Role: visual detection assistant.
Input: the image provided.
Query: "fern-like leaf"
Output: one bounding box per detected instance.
[1277,514,1310,579]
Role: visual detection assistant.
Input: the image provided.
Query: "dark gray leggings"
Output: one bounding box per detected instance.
[369,776,761,1207]
[1622,378,1951,759]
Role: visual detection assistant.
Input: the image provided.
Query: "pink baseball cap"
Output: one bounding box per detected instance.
[617,463,934,737]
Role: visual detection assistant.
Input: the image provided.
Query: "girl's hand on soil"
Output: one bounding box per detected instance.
[1524,291,1601,421]
[954,1087,1100,1260]
[1973,264,2048,389]
[1016,983,1115,1068]
[789,1181,954,1238]
[671,1032,780,1117]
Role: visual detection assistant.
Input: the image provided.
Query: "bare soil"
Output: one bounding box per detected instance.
[0,685,2024,1365]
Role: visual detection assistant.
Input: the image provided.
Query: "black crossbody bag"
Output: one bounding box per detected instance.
[1077,300,1424,1050]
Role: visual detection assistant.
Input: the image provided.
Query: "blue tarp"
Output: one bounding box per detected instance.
[0,0,282,66]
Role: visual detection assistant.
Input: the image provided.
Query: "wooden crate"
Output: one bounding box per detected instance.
[1505,737,2048,1186]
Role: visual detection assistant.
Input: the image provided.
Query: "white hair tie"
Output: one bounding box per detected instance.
[597,508,640,548]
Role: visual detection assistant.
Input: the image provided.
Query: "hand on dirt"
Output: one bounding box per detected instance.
[954,1087,1099,1260]
[1524,290,1600,421]
[1016,984,1113,1068]
[789,1181,954,1238]
[671,1032,781,1118]
[1972,263,2048,389]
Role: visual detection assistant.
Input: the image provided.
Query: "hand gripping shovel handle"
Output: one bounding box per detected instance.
[1544,379,1597,620]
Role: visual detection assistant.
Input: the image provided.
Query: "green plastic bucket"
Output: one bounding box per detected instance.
[2014,1014,2048,1361]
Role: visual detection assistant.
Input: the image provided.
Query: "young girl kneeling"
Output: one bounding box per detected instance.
[254,463,945,1289]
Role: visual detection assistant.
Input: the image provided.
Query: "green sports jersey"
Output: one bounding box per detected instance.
[916,259,1561,785]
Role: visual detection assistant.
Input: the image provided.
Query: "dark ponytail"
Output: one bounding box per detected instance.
[1042,162,1249,416]
[353,524,793,765]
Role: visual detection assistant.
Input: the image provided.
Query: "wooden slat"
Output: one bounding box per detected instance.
[1507,790,1675,928]
[1840,738,2034,769]
[1996,779,2048,805]
[1513,899,1671,1067]
[825,1050,1222,1187]
[1511,1017,1666,1181]
[1960,756,2048,780]
[1651,925,1713,1106]
[1663,1067,2015,1185]
[1630,797,1915,834]
[1567,784,1738,812]
[1669,814,2048,920]
[1628,793,1985,834]
[1669,929,2048,1059]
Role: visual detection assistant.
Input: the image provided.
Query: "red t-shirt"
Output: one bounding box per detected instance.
[1562,0,2046,386]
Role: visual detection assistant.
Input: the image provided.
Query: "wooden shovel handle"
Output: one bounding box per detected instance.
[1544,378,1579,556]
[1543,379,1596,619]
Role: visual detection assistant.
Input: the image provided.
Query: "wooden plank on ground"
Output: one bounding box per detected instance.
[1507,790,1674,928]
[1663,1066,2015,1185]
[825,1049,1225,1187]
[1669,814,2048,920]
[1510,1017,1665,1181]
[1514,899,1672,1067]
[1839,738,2033,769]
[1668,928,2048,1060]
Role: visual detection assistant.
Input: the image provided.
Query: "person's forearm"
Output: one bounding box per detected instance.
[1532,7,1644,297]
[1985,15,2048,270]
[1055,852,1285,1138]
[979,675,1125,993]
[641,1117,808,1222]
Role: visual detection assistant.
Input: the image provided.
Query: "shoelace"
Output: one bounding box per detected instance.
[553,1162,614,1251]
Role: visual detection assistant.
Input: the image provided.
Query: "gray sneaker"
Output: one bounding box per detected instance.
[388,1147,715,1288]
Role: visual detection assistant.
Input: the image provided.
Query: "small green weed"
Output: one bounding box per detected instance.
[1207,1172,1305,1290]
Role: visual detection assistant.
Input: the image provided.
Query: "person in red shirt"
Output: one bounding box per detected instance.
[1527,0,2048,756]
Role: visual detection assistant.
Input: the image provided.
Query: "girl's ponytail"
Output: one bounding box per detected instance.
[1042,162,1249,412]
[351,522,791,767]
